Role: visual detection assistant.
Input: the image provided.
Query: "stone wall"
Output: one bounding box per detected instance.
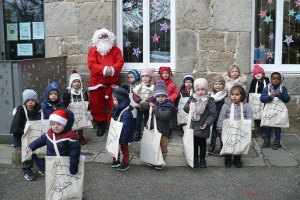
[43,0,300,132]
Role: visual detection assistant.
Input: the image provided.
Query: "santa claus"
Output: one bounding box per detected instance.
[88,28,124,137]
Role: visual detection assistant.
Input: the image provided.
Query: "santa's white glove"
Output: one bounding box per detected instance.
[87,111,93,121]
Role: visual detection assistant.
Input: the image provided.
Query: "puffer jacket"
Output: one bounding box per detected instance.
[217,97,255,130]
[184,94,217,138]
[260,85,290,104]
[111,98,135,143]
[224,73,247,95]
[29,109,81,166]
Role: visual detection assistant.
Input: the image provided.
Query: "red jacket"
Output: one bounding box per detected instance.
[87,46,124,89]
[155,78,179,105]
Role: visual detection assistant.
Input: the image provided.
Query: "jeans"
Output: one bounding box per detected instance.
[265,126,281,140]
[136,110,149,133]
[211,128,218,143]
[22,154,45,174]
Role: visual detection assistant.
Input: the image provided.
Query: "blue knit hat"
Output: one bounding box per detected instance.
[129,69,141,81]
[44,81,60,103]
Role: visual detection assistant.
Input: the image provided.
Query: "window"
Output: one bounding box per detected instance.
[117,0,175,71]
[252,0,300,72]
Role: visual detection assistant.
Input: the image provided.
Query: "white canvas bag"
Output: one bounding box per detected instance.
[220,103,252,155]
[46,133,84,200]
[182,103,195,168]
[106,106,129,159]
[129,85,138,118]
[21,106,50,162]
[249,80,266,120]
[260,91,289,128]
[140,107,166,166]
[177,92,191,125]
[67,92,93,131]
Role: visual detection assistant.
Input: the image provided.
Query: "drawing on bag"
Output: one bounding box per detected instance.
[50,161,82,200]
[106,126,118,146]
[262,112,278,125]
[223,124,248,153]
[24,129,44,160]
[250,96,263,118]
[262,102,285,125]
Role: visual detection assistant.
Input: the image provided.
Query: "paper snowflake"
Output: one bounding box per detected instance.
[160,22,170,32]
[288,9,296,16]
[132,48,141,57]
[268,33,274,40]
[124,20,134,29]
[295,13,300,20]
[150,1,160,8]
[258,10,267,19]
[258,44,265,52]
[295,0,300,7]
[263,15,273,24]
[124,41,132,47]
[265,50,274,59]
[151,34,160,43]
[283,35,294,46]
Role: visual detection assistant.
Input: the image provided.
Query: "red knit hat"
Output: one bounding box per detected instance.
[159,66,172,76]
[49,109,68,126]
[253,65,265,76]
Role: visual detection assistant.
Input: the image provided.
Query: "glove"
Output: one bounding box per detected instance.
[87,111,93,121]
[69,164,78,175]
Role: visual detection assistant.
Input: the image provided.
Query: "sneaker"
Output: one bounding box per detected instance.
[110,161,121,168]
[24,172,36,181]
[118,163,130,171]
[39,169,45,176]
[199,159,207,168]
[155,165,164,170]
[147,163,155,167]
[79,136,87,145]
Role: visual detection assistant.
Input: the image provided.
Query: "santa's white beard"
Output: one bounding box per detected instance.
[96,39,114,56]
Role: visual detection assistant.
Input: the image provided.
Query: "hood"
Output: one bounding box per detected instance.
[44,81,60,104]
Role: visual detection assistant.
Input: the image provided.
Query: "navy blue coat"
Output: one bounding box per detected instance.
[111,98,135,143]
[260,86,290,104]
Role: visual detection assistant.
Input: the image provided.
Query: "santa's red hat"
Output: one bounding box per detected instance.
[49,109,68,126]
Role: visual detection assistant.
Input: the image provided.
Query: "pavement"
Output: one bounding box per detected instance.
[1,128,300,168]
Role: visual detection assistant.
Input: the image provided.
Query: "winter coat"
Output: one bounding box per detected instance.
[217,97,255,130]
[133,83,155,111]
[155,78,179,105]
[40,101,64,119]
[248,77,270,94]
[62,88,89,109]
[260,85,290,104]
[183,94,217,138]
[211,92,227,129]
[29,109,81,167]
[224,73,247,95]
[111,98,135,143]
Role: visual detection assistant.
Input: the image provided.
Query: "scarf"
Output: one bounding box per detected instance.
[268,83,281,95]
[26,104,42,117]
[192,94,209,121]
[70,87,82,95]
[155,98,173,109]
[211,89,226,102]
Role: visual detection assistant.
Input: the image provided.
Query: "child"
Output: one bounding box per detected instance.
[248,65,270,138]
[27,109,81,175]
[10,88,45,181]
[207,75,227,155]
[128,69,141,89]
[41,81,64,119]
[184,78,217,168]
[62,70,91,144]
[157,66,179,138]
[217,85,255,168]
[260,72,290,150]
[148,80,177,169]
[132,67,155,141]
[175,74,194,136]
[224,65,247,95]
[110,84,135,171]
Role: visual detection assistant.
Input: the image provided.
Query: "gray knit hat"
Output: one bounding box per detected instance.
[212,75,225,86]
[153,80,168,97]
[112,83,129,104]
[22,88,39,105]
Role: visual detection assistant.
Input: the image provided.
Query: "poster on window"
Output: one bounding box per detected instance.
[17,43,33,56]
[6,23,18,41]
[32,22,44,39]
[19,22,31,40]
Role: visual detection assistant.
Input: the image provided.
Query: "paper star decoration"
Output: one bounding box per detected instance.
[124,41,132,47]
[151,34,160,43]
[268,33,274,40]
[134,7,140,14]
[263,15,273,24]
[132,48,141,57]
[295,13,300,20]
[125,1,133,8]
[267,0,273,3]
[160,22,170,32]
[295,0,300,7]
[266,50,274,59]
[124,20,134,29]
[288,9,296,16]
[150,1,160,8]
[258,44,265,52]
[283,35,294,46]
[258,10,267,19]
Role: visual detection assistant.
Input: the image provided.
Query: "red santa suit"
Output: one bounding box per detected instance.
[88,31,124,123]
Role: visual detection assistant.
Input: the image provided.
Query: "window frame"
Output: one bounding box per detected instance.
[116,0,176,72]
[251,0,299,73]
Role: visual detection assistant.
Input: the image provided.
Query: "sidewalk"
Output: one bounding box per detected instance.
[1,129,300,167]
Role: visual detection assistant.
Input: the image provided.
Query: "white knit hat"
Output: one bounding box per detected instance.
[194,78,208,90]
[69,70,82,88]
[49,109,68,126]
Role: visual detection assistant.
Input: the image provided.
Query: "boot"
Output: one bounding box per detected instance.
[133,132,140,142]
[207,142,216,155]
[234,156,243,168]
[220,140,223,151]
[168,129,173,138]
[273,139,280,150]
[96,121,105,137]
[262,132,266,139]
[252,132,257,138]
[194,156,199,168]
[199,158,207,168]
[224,155,232,167]
[262,138,270,148]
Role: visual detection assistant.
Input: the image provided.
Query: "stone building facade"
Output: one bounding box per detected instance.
[44,0,299,132]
